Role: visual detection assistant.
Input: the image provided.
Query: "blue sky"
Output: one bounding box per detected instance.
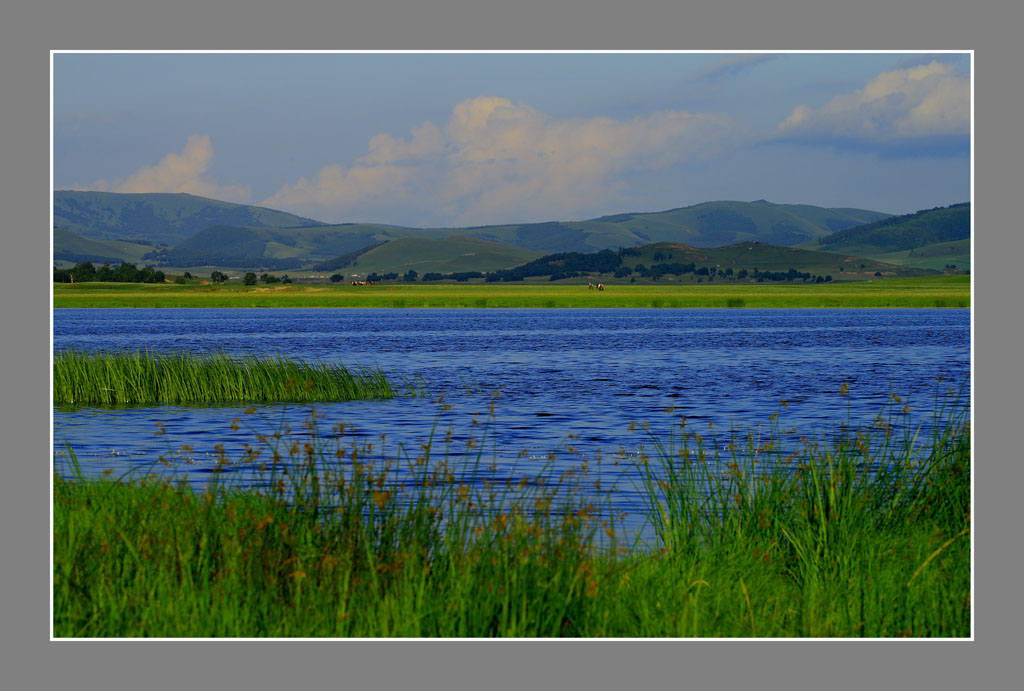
[53,52,970,227]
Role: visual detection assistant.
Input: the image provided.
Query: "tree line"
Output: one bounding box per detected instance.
[53,261,166,284]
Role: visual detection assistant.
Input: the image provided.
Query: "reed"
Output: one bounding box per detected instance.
[53,349,400,405]
[53,395,970,637]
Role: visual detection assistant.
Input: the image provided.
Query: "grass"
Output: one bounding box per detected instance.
[53,393,970,637]
[53,275,971,309]
[53,349,403,406]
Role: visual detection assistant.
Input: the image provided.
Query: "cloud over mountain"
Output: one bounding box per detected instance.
[68,135,251,202]
[261,96,736,225]
[775,61,969,155]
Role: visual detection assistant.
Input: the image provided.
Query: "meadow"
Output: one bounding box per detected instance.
[53,275,970,309]
[53,395,970,637]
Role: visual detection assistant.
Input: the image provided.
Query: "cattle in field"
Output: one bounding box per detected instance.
[597,283,604,291]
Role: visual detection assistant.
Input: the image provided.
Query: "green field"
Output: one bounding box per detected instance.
[870,239,971,271]
[53,275,970,309]
[53,397,970,637]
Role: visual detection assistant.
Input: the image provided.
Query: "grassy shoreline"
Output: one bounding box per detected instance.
[53,350,402,406]
[53,275,970,309]
[54,399,970,637]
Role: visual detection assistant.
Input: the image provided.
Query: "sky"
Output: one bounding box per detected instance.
[53,52,971,227]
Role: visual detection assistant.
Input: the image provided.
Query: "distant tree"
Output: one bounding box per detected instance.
[737,269,748,280]
[137,266,165,283]
[210,271,228,283]
[874,271,882,277]
[113,262,139,282]
[243,272,258,286]
[173,275,187,284]
[183,271,193,280]
[264,274,281,284]
[71,261,97,283]
[404,269,418,282]
[330,273,344,283]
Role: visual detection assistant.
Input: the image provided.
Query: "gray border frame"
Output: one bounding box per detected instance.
[5,1,1018,689]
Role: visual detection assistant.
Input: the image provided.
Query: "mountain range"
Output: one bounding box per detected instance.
[52,191,969,276]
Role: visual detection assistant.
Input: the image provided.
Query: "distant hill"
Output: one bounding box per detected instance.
[808,203,969,257]
[564,200,890,249]
[334,236,544,277]
[868,238,971,272]
[53,192,894,270]
[149,223,414,269]
[443,201,889,254]
[481,241,936,284]
[53,191,325,246]
[53,227,160,266]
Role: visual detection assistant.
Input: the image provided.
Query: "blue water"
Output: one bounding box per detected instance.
[53,308,970,525]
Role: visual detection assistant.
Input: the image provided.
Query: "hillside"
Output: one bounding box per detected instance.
[868,238,971,272]
[54,192,894,269]
[807,203,969,257]
[567,200,889,249]
[147,223,415,269]
[54,191,325,246]
[335,236,545,277]
[443,201,889,253]
[53,227,158,266]
[481,241,937,284]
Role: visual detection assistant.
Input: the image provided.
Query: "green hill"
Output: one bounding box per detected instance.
[54,192,894,269]
[150,223,415,269]
[807,203,969,257]
[566,200,889,249]
[54,190,326,246]
[483,241,938,284]
[869,238,970,271]
[444,201,889,253]
[341,236,544,277]
[53,227,160,266]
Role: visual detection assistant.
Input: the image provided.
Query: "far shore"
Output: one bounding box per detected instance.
[53,275,970,309]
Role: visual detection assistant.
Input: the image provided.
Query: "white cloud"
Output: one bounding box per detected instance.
[262,96,736,225]
[71,135,251,202]
[261,163,415,210]
[777,61,969,145]
[358,121,445,165]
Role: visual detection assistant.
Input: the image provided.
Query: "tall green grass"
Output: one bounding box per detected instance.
[53,397,970,637]
[53,349,402,406]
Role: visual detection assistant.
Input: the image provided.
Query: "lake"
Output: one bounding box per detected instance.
[53,308,970,526]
